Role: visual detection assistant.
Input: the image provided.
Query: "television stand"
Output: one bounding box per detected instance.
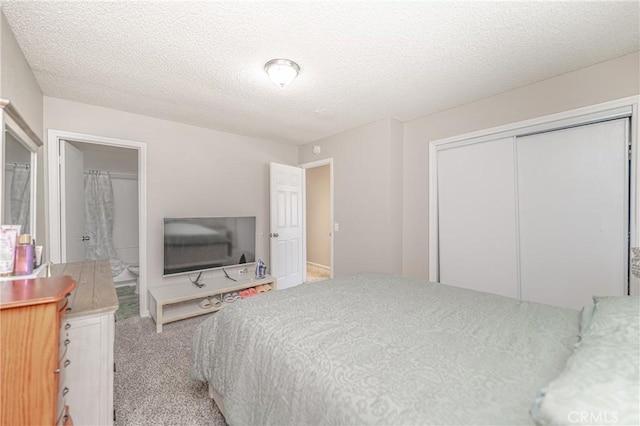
[149,274,276,332]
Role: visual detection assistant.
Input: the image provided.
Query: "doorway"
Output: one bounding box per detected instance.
[65,141,140,318]
[47,130,148,317]
[301,159,333,282]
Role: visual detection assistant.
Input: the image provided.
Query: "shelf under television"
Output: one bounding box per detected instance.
[148,274,276,332]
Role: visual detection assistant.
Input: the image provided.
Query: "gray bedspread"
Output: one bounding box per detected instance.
[191,273,579,425]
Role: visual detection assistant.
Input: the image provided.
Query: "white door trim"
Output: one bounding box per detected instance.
[428,95,639,296]
[300,158,334,279]
[46,129,150,316]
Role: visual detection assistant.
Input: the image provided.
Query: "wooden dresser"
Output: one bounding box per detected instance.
[0,276,77,425]
[50,260,119,426]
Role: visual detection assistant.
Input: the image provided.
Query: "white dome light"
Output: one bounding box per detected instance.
[264,59,300,88]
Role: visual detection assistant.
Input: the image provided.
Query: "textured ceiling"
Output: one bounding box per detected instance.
[3,1,639,145]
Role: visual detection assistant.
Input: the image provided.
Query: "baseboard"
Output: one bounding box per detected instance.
[307,261,330,271]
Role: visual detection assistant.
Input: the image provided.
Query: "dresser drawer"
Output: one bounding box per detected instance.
[56,384,70,421]
[56,404,73,426]
[65,312,115,425]
[57,357,71,391]
[57,318,71,423]
[59,333,70,361]
[60,321,71,348]
[0,276,77,426]
[55,395,67,425]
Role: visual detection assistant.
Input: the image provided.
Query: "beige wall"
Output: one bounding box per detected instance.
[305,165,330,267]
[44,97,298,291]
[403,52,640,280]
[0,10,45,246]
[81,147,138,175]
[299,118,403,275]
[0,11,43,141]
[389,119,403,272]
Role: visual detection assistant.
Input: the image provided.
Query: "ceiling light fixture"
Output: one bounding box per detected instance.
[264,59,300,88]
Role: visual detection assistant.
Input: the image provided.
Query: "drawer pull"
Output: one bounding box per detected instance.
[64,339,70,346]
[65,323,71,330]
[62,387,69,396]
[64,359,71,367]
[66,307,71,313]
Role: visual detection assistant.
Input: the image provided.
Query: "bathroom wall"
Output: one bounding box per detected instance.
[110,176,138,268]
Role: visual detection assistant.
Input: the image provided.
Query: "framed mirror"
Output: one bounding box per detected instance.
[0,99,42,240]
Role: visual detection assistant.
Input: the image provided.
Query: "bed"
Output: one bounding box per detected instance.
[190,273,639,425]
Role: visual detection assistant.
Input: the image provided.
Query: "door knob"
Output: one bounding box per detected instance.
[81,235,90,241]
[269,233,279,238]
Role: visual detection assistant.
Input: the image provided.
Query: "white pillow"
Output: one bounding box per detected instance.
[530,296,640,426]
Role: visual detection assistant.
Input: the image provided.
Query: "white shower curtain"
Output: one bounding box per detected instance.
[84,170,125,276]
[7,164,31,234]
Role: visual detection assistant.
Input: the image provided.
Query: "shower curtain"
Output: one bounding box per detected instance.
[84,170,125,277]
[7,164,31,234]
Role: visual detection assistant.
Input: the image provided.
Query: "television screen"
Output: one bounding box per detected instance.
[163,216,256,276]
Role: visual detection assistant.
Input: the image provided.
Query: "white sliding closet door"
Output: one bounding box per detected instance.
[437,137,519,298]
[517,119,628,309]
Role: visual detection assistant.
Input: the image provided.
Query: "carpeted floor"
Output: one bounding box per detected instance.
[114,314,227,426]
[114,268,332,425]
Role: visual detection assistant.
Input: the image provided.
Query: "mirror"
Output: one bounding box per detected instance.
[3,130,32,233]
[0,99,42,240]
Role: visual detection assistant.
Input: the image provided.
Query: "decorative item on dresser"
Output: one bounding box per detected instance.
[49,260,119,426]
[0,276,76,426]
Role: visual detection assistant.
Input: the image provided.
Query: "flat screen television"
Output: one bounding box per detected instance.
[163,216,256,276]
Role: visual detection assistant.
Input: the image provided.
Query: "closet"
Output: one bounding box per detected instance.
[432,109,631,310]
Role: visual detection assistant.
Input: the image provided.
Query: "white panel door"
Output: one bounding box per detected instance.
[61,141,86,262]
[437,137,519,297]
[517,119,628,309]
[270,162,304,290]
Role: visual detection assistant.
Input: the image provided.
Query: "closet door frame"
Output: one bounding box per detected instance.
[428,95,639,296]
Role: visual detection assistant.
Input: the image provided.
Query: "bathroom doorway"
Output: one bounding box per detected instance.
[65,141,140,318]
[47,130,148,317]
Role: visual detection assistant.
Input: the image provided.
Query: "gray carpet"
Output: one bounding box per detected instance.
[115,314,227,426]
